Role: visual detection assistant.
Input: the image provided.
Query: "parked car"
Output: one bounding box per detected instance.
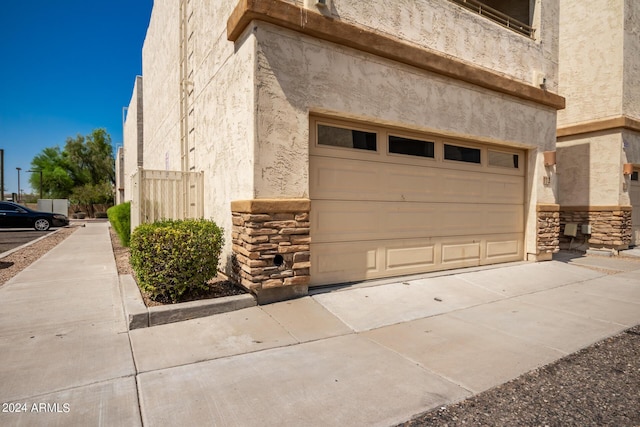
[0,202,69,231]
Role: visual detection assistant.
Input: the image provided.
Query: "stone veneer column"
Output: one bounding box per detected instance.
[230,199,311,304]
[559,206,632,250]
[536,204,560,260]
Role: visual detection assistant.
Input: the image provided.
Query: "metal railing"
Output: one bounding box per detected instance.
[449,0,535,38]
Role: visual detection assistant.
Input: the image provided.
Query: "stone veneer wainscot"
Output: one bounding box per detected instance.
[230,199,310,304]
[559,206,632,250]
[537,204,561,259]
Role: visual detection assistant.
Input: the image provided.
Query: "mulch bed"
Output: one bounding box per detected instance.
[145,278,246,306]
[108,226,246,307]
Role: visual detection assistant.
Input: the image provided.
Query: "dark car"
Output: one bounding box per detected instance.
[0,201,69,231]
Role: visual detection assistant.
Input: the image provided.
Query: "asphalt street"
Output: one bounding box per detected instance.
[0,229,54,254]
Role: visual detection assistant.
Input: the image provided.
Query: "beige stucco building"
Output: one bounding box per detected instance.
[556,0,640,251]
[115,146,125,204]
[121,76,144,203]
[124,0,566,302]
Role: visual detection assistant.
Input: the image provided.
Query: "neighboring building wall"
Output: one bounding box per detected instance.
[622,0,640,181]
[557,0,624,127]
[623,0,640,119]
[141,1,181,173]
[622,0,640,202]
[123,76,144,202]
[115,147,125,204]
[624,128,640,167]
[557,0,639,250]
[557,133,623,207]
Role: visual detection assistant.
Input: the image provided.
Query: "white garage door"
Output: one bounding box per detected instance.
[631,170,640,246]
[309,117,525,286]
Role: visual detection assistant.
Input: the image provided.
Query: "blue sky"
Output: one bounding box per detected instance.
[0,1,153,196]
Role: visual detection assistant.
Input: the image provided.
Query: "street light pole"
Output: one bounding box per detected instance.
[27,170,43,200]
[16,167,21,203]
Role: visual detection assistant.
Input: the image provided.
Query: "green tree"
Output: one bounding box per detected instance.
[70,182,113,217]
[29,128,115,209]
[29,146,74,198]
[64,128,115,186]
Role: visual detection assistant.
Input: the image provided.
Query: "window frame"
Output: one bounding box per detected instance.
[443,143,483,165]
[487,149,521,170]
[316,123,378,152]
[387,133,436,161]
[310,115,525,176]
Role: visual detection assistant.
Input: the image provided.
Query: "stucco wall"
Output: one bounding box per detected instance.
[141,0,181,172]
[252,22,558,257]
[122,76,143,202]
[623,130,640,163]
[115,147,124,204]
[624,0,640,119]
[296,0,558,90]
[556,0,638,209]
[188,0,256,259]
[557,0,625,127]
[141,0,256,268]
[557,133,623,206]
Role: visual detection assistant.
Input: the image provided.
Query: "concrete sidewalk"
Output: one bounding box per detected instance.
[1,223,639,426]
[0,223,139,426]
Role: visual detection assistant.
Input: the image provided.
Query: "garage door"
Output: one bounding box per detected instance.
[631,170,640,246]
[309,117,525,286]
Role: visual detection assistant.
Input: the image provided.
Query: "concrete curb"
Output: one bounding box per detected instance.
[0,227,65,259]
[118,274,257,330]
[119,275,149,329]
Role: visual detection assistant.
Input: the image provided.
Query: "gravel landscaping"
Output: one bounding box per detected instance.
[400,325,640,427]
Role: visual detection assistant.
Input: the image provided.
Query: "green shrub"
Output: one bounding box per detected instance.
[129,219,224,303]
[107,202,131,247]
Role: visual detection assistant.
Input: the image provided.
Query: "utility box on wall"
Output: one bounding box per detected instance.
[37,199,53,212]
[52,199,69,216]
[564,223,578,237]
[37,199,69,217]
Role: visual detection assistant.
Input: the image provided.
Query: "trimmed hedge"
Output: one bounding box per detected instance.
[107,202,131,247]
[130,219,224,303]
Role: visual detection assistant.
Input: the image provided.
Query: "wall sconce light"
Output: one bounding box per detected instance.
[623,163,634,175]
[543,151,556,166]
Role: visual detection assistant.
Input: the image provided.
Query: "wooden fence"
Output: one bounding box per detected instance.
[130,168,204,231]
